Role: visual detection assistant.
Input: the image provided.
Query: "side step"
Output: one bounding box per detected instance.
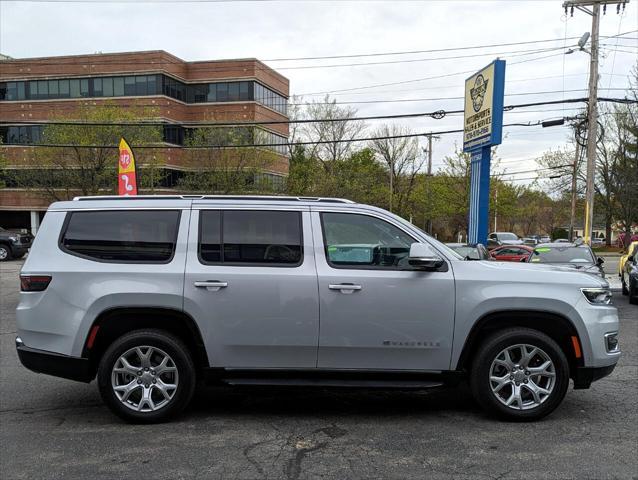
[221,378,445,389]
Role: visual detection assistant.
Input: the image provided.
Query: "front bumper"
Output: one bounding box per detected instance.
[15,337,94,383]
[10,244,30,256]
[573,364,617,389]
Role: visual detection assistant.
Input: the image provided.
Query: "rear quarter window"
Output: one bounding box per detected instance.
[60,210,181,263]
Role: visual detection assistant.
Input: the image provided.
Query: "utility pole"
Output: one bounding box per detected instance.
[569,142,580,242]
[494,187,498,233]
[563,0,628,245]
[424,133,438,234]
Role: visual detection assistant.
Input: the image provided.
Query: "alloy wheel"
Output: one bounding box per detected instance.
[111,346,179,412]
[489,344,556,410]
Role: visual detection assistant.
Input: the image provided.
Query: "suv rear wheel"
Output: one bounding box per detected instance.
[470,328,569,421]
[97,329,196,423]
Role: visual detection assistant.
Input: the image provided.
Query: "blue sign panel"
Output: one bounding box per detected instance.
[464,59,505,245]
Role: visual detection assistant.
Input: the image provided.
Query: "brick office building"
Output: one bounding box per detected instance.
[0,50,290,233]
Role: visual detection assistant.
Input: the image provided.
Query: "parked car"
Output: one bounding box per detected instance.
[487,232,524,249]
[490,245,534,262]
[522,237,538,246]
[554,238,571,243]
[0,227,33,261]
[618,241,638,278]
[445,243,491,260]
[527,242,605,278]
[591,237,605,247]
[620,249,638,305]
[619,241,638,305]
[16,196,620,423]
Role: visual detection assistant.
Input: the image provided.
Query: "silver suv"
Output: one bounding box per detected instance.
[16,196,620,423]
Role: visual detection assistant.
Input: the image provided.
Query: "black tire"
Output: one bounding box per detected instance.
[97,329,196,423]
[0,244,12,262]
[630,279,638,305]
[470,328,570,421]
[621,275,629,296]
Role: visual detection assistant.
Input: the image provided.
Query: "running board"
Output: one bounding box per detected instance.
[221,378,445,389]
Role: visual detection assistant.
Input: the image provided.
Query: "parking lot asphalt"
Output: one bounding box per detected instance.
[1,259,636,480]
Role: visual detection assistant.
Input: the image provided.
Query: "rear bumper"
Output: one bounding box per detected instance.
[15,337,94,383]
[573,364,617,389]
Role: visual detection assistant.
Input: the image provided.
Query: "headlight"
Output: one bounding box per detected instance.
[581,287,612,305]
[8,235,19,243]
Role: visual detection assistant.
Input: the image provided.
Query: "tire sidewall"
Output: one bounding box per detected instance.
[97,330,196,423]
[0,245,11,261]
[470,329,570,421]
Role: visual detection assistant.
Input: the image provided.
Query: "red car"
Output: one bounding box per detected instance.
[490,245,534,262]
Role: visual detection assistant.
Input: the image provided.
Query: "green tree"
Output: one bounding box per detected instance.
[178,127,281,194]
[7,102,164,200]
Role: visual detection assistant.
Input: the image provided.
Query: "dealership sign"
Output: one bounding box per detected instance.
[463,59,505,152]
[463,59,505,245]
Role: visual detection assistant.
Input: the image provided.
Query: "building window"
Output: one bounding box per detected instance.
[0,74,287,114]
[59,79,70,98]
[69,79,81,98]
[113,77,125,96]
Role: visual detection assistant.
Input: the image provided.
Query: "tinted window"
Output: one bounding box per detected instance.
[61,210,180,263]
[199,210,221,263]
[199,210,302,265]
[321,213,414,269]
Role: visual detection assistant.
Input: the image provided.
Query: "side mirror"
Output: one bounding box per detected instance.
[627,255,634,263]
[597,256,605,265]
[408,243,444,271]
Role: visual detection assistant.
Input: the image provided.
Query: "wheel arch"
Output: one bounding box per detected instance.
[83,307,209,378]
[456,310,584,376]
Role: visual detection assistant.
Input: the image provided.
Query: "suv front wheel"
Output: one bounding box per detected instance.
[97,329,196,423]
[470,328,570,421]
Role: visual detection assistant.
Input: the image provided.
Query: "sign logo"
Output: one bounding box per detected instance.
[463,60,505,152]
[470,74,489,112]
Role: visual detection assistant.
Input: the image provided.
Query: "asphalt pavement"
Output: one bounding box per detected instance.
[1,259,636,480]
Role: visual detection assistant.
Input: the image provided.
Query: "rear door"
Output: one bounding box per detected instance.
[183,204,320,369]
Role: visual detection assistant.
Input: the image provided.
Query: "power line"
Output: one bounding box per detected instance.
[290,88,628,106]
[2,97,634,128]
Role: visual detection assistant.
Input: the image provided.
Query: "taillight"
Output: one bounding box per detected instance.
[20,275,52,292]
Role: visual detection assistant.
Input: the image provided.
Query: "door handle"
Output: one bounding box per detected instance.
[328,283,362,294]
[194,280,228,292]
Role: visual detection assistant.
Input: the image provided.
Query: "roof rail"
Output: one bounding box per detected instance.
[72,195,355,204]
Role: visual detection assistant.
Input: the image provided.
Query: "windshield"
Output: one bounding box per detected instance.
[530,246,594,264]
[498,233,518,240]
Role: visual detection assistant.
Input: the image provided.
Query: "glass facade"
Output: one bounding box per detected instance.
[0,75,287,114]
[1,124,288,156]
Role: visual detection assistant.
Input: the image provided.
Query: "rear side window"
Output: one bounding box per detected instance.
[60,210,181,263]
[199,210,302,266]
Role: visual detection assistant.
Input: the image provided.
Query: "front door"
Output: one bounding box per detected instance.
[184,206,319,369]
[312,210,456,371]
